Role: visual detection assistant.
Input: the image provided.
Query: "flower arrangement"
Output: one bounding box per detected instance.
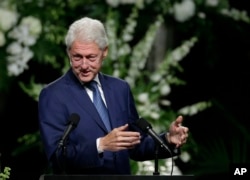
[1,0,250,177]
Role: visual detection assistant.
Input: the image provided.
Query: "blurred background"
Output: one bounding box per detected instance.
[0,0,250,179]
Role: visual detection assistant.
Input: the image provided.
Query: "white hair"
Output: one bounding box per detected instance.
[65,17,108,51]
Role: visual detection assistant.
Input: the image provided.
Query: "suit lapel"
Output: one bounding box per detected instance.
[66,70,108,132]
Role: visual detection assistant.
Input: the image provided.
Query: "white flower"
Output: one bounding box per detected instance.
[20,16,42,36]
[128,66,139,78]
[4,16,42,77]
[113,69,120,77]
[106,0,119,7]
[172,48,182,61]
[7,62,21,76]
[178,104,198,116]
[164,158,183,175]
[150,73,161,82]
[8,16,42,46]
[6,42,22,55]
[189,106,198,115]
[205,0,219,7]
[173,0,196,22]
[179,151,191,163]
[160,84,171,96]
[137,93,149,103]
[160,99,171,106]
[7,45,34,76]
[198,12,206,19]
[8,25,36,46]
[178,106,189,115]
[0,8,18,32]
[118,44,131,56]
[124,76,135,87]
[150,112,160,120]
[122,33,133,42]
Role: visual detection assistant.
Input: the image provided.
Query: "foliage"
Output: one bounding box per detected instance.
[0,167,11,180]
[1,0,250,177]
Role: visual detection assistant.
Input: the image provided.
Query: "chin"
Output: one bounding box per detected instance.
[79,75,93,83]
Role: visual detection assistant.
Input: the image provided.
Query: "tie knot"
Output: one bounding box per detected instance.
[86,80,98,91]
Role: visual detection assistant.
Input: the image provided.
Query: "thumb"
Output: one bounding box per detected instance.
[117,124,129,131]
[174,115,183,126]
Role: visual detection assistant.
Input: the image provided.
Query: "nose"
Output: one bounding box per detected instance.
[80,58,90,67]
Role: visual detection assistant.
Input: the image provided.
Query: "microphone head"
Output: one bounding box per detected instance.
[69,113,80,127]
[135,117,152,132]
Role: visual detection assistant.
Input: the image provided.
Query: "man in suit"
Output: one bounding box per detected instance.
[38,17,189,175]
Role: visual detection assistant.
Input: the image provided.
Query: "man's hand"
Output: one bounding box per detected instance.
[99,124,141,152]
[166,115,189,148]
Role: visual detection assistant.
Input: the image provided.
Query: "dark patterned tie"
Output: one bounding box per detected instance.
[87,81,111,131]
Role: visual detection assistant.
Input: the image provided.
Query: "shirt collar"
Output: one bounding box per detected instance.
[81,74,101,87]
[93,74,101,86]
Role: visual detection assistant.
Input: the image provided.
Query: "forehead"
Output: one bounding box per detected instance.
[70,41,100,54]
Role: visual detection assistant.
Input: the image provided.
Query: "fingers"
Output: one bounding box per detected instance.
[116,137,141,147]
[174,134,188,148]
[178,126,189,146]
[103,124,141,151]
[181,131,188,141]
[105,133,140,151]
[116,123,129,131]
[169,116,189,147]
[183,126,189,133]
[174,115,183,126]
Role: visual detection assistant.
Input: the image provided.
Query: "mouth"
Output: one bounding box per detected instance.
[79,69,90,76]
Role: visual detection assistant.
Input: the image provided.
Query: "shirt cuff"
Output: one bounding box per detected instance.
[96,138,104,153]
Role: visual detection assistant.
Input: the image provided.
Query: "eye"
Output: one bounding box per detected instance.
[87,55,98,62]
[72,54,82,61]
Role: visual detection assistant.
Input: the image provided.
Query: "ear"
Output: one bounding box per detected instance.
[102,46,108,58]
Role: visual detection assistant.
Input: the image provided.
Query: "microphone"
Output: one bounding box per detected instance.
[58,113,80,148]
[135,117,171,153]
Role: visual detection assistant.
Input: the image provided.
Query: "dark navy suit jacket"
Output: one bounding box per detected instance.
[38,69,179,174]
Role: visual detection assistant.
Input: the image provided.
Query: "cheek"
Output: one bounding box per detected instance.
[71,65,82,76]
[72,64,81,71]
[90,61,102,70]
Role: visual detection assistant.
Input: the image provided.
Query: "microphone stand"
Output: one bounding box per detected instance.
[153,144,160,175]
[56,139,67,174]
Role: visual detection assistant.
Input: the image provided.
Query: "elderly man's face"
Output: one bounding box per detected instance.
[68,41,108,83]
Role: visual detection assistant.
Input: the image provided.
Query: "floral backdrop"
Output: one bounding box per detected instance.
[0,0,250,179]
